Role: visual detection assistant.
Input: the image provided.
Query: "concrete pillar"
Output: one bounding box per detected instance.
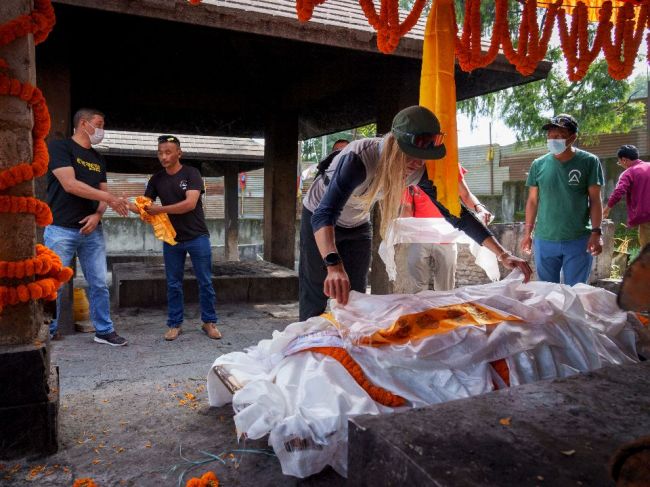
[0,0,58,459]
[263,112,298,269]
[224,167,239,261]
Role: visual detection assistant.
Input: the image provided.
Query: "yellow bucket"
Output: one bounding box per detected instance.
[73,288,90,322]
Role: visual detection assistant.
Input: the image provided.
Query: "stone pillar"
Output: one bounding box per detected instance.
[0,0,58,458]
[224,167,239,261]
[263,112,298,269]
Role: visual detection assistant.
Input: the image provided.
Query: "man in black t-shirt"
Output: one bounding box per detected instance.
[45,108,128,346]
[128,135,220,341]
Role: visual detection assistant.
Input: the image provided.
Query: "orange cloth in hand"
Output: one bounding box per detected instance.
[134,196,177,246]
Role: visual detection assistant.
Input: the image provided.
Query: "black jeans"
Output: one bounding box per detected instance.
[299,207,372,321]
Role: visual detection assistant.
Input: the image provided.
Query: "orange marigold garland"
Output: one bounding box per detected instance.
[295,0,648,81]
[358,0,427,53]
[185,471,219,487]
[601,0,649,79]
[296,0,328,22]
[0,0,71,314]
[456,0,507,71]
[72,479,99,487]
[306,346,406,407]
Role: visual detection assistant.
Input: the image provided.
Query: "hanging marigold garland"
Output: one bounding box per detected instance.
[455,0,648,80]
[0,0,72,314]
[286,0,649,81]
[600,0,650,79]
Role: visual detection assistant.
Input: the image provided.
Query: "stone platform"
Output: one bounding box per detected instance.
[348,361,650,486]
[0,327,59,459]
[112,260,298,308]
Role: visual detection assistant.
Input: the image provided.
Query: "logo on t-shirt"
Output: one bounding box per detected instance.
[75,157,101,173]
[568,169,582,185]
[179,179,188,190]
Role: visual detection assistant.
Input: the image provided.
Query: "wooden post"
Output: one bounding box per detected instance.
[263,111,298,269]
[0,0,59,459]
[370,77,418,294]
[36,55,74,335]
[224,167,239,261]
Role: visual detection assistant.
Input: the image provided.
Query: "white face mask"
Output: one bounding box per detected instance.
[547,138,566,155]
[84,123,104,145]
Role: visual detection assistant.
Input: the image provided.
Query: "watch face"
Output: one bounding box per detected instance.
[324,252,341,266]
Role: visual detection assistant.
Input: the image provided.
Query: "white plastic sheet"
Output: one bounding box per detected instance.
[207,273,643,478]
[379,217,500,281]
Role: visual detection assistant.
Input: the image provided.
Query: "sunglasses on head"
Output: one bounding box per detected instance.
[158,135,180,144]
[395,129,445,149]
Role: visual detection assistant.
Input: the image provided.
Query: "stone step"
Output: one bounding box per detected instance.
[112,260,298,308]
[348,361,650,486]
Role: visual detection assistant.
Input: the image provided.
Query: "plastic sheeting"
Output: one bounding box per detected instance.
[379,217,500,281]
[207,272,646,478]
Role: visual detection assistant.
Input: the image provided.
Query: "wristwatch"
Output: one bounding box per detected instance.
[323,252,342,267]
[591,227,602,235]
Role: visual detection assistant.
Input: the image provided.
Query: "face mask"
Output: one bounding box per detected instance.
[84,123,104,145]
[547,138,566,155]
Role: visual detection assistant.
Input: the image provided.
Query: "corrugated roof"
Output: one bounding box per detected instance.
[458,144,510,195]
[499,109,648,182]
[105,168,266,219]
[95,130,264,161]
[196,0,426,39]
[55,0,506,60]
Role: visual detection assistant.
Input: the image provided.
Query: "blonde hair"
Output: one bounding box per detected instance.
[359,134,411,239]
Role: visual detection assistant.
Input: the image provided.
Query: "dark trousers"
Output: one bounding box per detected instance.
[163,235,217,327]
[299,207,372,321]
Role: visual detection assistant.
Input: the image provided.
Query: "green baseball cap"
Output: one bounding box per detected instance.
[391,106,446,160]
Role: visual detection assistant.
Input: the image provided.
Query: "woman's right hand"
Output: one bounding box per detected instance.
[520,234,533,254]
[323,263,351,305]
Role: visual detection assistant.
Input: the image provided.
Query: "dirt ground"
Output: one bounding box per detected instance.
[2,302,344,487]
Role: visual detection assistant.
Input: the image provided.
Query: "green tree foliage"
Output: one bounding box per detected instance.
[399,0,645,145]
[459,50,646,145]
[301,124,377,163]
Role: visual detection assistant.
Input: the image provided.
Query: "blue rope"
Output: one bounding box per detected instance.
[170,443,276,487]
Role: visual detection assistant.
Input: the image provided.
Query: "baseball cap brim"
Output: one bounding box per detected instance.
[542,120,577,133]
[396,138,447,160]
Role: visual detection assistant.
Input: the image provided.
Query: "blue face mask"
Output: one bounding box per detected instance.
[547,138,566,155]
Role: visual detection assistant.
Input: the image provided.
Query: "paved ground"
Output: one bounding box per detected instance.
[2,302,344,486]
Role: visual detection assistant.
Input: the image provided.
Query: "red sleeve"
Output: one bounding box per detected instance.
[458,163,468,181]
[401,186,414,205]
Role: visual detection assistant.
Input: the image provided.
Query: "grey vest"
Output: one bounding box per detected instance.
[303,137,424,228]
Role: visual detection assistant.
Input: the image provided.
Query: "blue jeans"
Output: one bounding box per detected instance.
[44,225,113,335]
[163,235,217,328]
[533,235,592,286]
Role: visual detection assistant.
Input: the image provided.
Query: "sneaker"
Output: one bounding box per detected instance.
[94,331,128,347]
[164,327,182,341]
[49,331,64,341]
[201,322,222,340]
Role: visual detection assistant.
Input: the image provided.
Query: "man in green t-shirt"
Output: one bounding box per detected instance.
[520,114,604,285]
